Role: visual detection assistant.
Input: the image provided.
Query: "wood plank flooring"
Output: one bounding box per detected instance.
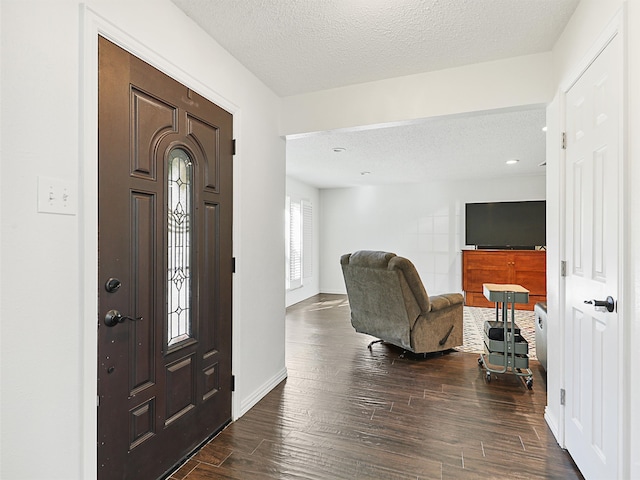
[169,294,583,479]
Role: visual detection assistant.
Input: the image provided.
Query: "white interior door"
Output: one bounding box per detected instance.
[564,32,621,479]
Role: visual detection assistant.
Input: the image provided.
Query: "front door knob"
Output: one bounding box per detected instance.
[104,309,143,327]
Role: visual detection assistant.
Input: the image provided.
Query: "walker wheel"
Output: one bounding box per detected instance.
[526,378,533,390]
[486,371,491,382]
[478,357,483,366]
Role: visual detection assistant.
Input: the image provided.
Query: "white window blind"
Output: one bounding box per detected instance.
[286,196,312,290]
[287,198,302,289]
[302,200,313,279]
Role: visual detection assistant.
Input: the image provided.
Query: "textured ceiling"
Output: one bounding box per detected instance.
[171,0,579,96]
[287,107,547,188]
[171,0,578,188]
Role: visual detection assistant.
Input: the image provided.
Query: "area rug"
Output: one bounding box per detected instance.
[457,306,537,360]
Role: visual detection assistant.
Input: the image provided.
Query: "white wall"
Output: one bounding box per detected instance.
[0,1,286,478]
[285,176,321,307]
[2,2,84,478]
[627,2,640,476]
[320,175,546,296]
[0,1,4,475]
[281,52,554,136]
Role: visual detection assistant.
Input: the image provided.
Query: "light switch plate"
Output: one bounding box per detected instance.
[37,176,77,215]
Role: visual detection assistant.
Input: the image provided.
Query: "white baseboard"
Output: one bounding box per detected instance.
[318,289,347,295]
[544,406,562,446]
[235,367,288,419]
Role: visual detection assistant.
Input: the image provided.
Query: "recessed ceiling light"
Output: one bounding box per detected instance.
[506,159,519,165]
[333,147,346,153]
[542,126,548,132]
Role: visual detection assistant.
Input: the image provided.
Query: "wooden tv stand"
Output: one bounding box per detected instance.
[461,249,546,310]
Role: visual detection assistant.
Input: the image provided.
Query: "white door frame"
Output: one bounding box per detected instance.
[557,6,629,477]
[80,6,243,479]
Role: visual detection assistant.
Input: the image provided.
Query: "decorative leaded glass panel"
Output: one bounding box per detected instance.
[167,148,193,346]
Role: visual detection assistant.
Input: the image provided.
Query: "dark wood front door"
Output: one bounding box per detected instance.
[97,37,233,480]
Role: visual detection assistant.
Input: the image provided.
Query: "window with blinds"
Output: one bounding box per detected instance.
[302,200,313,279]
[286,196,312,290]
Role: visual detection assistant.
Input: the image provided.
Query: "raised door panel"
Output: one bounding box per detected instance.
[130,192,156,395]
[187,114,220,191]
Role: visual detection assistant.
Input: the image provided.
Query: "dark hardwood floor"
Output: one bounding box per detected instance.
[169,294,583,479]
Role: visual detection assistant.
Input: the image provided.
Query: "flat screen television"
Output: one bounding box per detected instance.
[465,200,546,249]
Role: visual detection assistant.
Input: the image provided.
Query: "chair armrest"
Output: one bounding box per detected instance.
[428,293,464,312]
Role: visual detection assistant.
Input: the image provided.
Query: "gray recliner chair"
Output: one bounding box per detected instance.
[340,250,463,354]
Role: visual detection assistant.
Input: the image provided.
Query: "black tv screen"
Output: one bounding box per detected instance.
[465,201,546,249]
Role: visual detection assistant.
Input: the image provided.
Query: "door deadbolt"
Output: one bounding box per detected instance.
[105,278,122,293]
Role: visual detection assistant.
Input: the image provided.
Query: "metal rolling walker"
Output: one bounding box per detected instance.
[478,283,534,390]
